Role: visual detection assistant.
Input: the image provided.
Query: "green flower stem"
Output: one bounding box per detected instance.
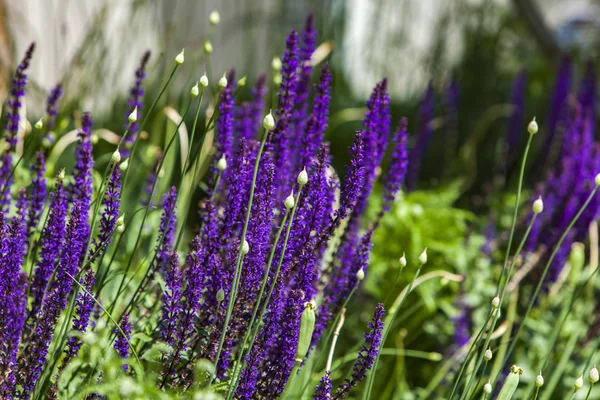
[451,132,534,399]
[326,308,346,372]
[225,209,291,398]
[459,213,538,400]
[585,384,593,400]
[210,126,270,385]
[492,185,599,387]
[363,258,426,400]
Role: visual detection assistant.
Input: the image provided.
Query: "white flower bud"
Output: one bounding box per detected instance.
[209,11,220,25]
[58,168,65,181]
[91,134,99,145]
[116,215,125,227]
[297,168,308,185]
[117,223,125,233]
[595,173,600,187]
[200,73,209,88]
[399,253,407,267]
[237,76,247,87]
[120,159,129,172]
[575,375,584,389]
[111,150,121,164]
[35,118,43,130]
[284,191,295,209]
[263,111,275,130]
[484,348,493,361]
[272,57,282,71]
[191,82,200,97]
[204,40,213,54]
[492,296,500,309]
[216,288,225,302]
[536,373,544,387]
[532,196,543,214]
[418,248,427,264]
[356,268,365,281]
[128,107,138,123]
[483,383,492,395]
[175,49,185,65]
[218,73,228,89]
[590,367,599,383]
[217,155,227,171]
[273,73,282,86]
[528,117,538,135]
[241,240,250,255]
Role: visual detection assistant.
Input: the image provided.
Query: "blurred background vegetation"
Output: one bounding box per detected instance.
[4,0,600,398]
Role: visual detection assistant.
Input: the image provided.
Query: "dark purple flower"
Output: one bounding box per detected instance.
[578,59,596,126]
[406,83,434,191]
[62,268,95,367]
[333,303,385,398]
[70,113,93,244]
[122,51,151,159]
[452,296,471,349]
[313,371,332,400]
[26,152,47,239]
[156,186,177,273]
[28,173,68,323]
[383,118,408,211]
[301,64,332,168]
[160,251,182,346]
[336,130,365,222]
[114,313,132,370]
[216,69,237,168]
[543,57,572,154]
[236,76,267,146]
[18,201,87,396]
[88,162,120,264]
[42,83,63,146]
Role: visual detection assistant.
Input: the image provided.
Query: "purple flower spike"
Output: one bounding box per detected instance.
[71,112,94,245]
[122,50,151,159]
[156,186,177,274]
[114,313,132,370]
[302,64,332,168]
[333,303,385,398]
[42,83,63,146]
[406,83,434,191]
[383,118,409,211]
[336,130,365,222]
[89,163,121,264]
[236,75,267,144]
[26,152,47,239]
[62,268,95,368]
[216,69,237,169]
[313,371,332,400]
[29,174,68,324]
[543,57,572,153]
[160,251,182,346]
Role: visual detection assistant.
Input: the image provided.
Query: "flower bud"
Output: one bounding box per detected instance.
[91,134,99,145]
[356,268,365,281]
[272,57,282,71]
[399,253,407,267]
[175,49,185,65]
[217,155,227,171]
[575,375,584,389]
[532,196,543,214]
[58,168,65,182]
[492,296,500,309]
[295,301,316,361]
[418,248,427,264]
[273,73,282,86]
[209,11,220,25]
[204,40,213,54]
[483,382,492,395]
[285,191,295,209]
[218,73,228,89]
[120,159,129,172]
[536,373,544,387]
[191,82,200,97]
[241,240,250,255]
[484,348,492,361]
[112,150,121,164]
[116,215,125,227]
[528,117,538,135]
[237,76,247,87]
[595,173,600,187]
[297,168,308,185]
[200,73,209,88]
[590,367,599,383]
[128,107,138,123]
[117,223,125,233]
[216,288,225,302]
[263,111,275,130]
[35,118,43,130]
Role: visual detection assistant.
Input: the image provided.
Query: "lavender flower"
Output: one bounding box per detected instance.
[114,313,132,370]
[29,173,68,322]
[156,186,177,273]
[333,303,385,398]
[88,162,120,264]
[160,251,182,345]
[62,268,95,368]
[313,371,333,400]
[406,83,434,191]
[122,51,151,159]
[336,130,365,222]
[26,152,47,239]
[383,118,408,210]
[302,64,332,168]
